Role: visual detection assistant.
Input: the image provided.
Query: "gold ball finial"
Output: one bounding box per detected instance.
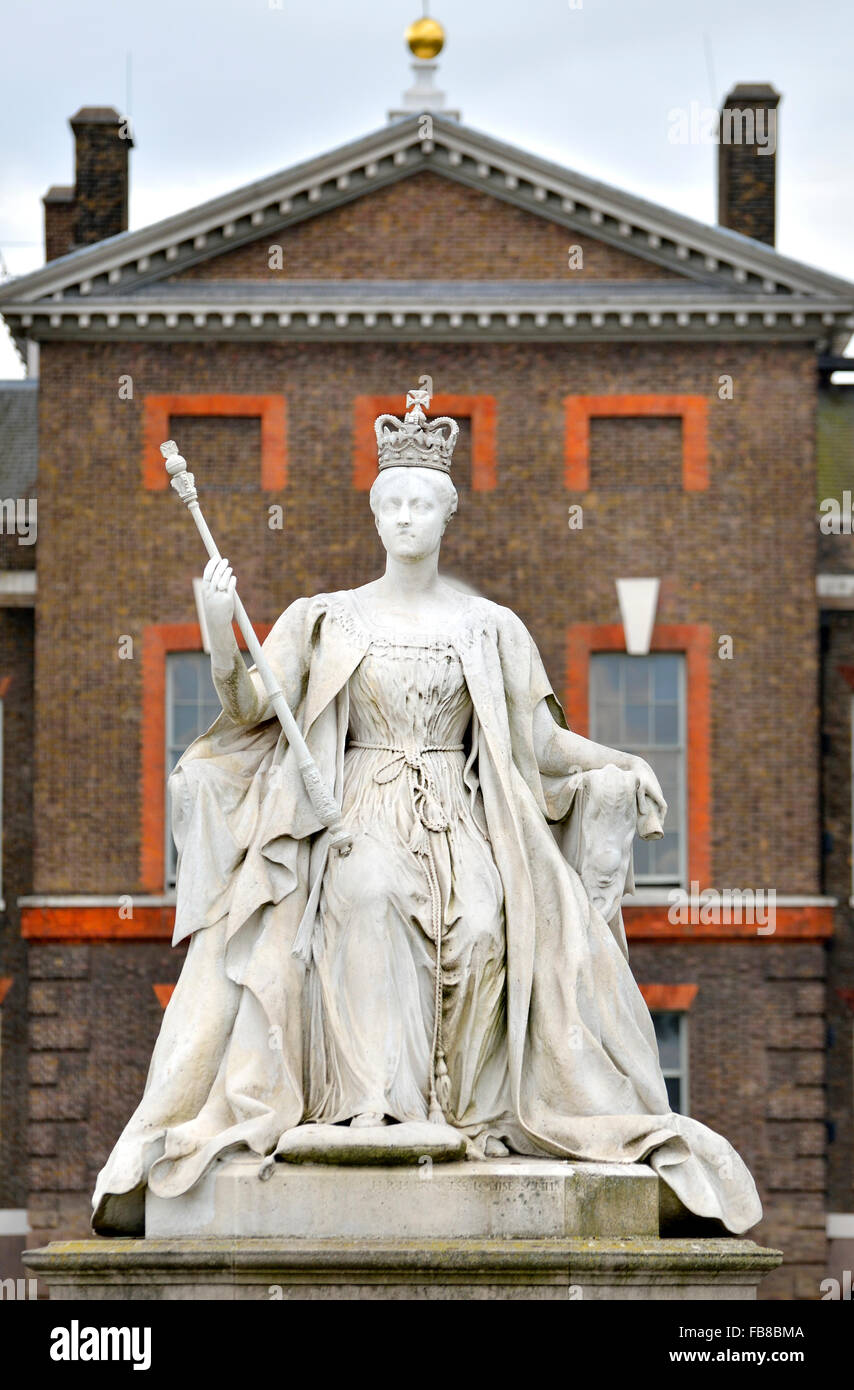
[406,16,445,61]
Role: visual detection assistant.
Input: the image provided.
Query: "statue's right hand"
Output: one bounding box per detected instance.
[203,555,237,630]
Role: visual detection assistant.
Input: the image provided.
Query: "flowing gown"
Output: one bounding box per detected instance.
[90,588,763,1236]
[304,622,516,1148]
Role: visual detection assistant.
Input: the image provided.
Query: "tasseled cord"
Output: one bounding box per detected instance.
[355,741,461,1126]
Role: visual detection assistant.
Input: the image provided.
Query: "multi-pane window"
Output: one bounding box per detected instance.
[653,1011,689,1114]
[165,653,222,886]
[589,653,685,885]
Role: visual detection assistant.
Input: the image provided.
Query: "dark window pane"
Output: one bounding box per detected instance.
[650,832,681,878]
[589,653,685,886]
[625,660,650,702]
[625,703,649,743]
[171,656,199,700]
[651,749,679,793]
[653,1011,682,1070]
[167,652,224,884]
[591,655,622,700]
[633,837,651,878]
[661,779,679,819]
[172,702,203,745]
[654,703,679,745]
[200,698,220,727]
[654,657,680,702]
[664,1075,682,1112]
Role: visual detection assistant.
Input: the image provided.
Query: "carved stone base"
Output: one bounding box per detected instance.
[145,1153,664,1240]
[26,1157,781,1300]
[24,1236,782,1301]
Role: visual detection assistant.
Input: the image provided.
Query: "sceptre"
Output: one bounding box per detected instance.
[160,439,352,857]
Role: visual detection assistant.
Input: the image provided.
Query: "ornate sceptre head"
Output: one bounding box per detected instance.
[160,439,198,506]
[158,438,352,857]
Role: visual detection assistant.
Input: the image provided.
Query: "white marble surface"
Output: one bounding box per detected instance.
[145,1153,661,1241]
[93,392,762,1242]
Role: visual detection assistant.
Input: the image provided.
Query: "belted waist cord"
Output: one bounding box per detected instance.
[347,741,465,1122]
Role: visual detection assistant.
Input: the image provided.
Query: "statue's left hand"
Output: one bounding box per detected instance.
[627,755,667,836]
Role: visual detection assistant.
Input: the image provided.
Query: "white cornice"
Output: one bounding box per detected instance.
[5,289,852,347]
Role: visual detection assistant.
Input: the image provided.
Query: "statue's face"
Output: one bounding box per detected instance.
[373,469,448,561]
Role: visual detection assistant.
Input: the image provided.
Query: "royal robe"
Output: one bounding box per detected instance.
[92,589,762,1236]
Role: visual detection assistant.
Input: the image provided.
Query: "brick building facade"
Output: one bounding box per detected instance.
[2,84,854,1298]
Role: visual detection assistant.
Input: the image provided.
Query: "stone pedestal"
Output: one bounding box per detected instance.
[147,1154,662,1240]
[24,1155,782,1300]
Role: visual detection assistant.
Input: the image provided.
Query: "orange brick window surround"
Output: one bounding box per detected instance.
[566,622,711,890]
[142,394,288,490]
[638,984,698,1011]
[140,621,271,892]
[353,394,497,491]
[564,394,709,491]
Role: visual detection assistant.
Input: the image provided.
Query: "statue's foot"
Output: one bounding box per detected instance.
[483,1136,510,1157]
[350,1112,389,1128]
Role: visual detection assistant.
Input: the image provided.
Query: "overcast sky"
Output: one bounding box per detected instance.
[1,0,851,376]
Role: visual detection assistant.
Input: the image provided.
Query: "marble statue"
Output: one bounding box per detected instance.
[92,388,762,1237]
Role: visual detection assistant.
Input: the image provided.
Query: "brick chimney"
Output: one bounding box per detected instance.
[717,83,780,246]
[43,186,76,262]
[43,106,133,262]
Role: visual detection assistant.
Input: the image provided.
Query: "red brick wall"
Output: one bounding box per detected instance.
[170,172,682,282]
[0,609,34,1215]
[27,941,183,1251]
[34,338,819,895]
[819,609,854,1222]
[632,940,826,1300]
[27,326,824,1291]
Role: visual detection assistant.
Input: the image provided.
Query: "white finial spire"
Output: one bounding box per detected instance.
[388,14,460,122]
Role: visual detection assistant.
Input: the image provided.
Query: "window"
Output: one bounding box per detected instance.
[165,653,222,886]
[142,394,287,490]
[653,1010,689,1113]
[563,394,709,490]
[589,652,685,885]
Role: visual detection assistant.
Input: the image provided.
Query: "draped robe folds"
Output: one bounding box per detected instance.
[92,589,762,1236]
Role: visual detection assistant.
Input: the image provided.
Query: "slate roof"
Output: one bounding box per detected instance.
[0,380,38,497]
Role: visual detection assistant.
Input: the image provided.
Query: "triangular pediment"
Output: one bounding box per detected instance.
[2,116,852,350]
[5,114,854,301]
[166,169,683,286]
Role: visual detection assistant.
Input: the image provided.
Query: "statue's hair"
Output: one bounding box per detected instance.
[369,466,458,525]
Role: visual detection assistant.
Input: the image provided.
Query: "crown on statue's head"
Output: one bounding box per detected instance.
[375,388,459,475]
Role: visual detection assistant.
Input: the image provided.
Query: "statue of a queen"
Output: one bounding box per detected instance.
[92,388,762,1237]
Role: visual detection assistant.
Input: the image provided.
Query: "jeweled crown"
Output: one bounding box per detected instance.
[375,388,459,475]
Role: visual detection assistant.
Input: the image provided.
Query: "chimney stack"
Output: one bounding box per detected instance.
[43,185,76,262]
[43,106,133,262]
[717,83,780,246]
